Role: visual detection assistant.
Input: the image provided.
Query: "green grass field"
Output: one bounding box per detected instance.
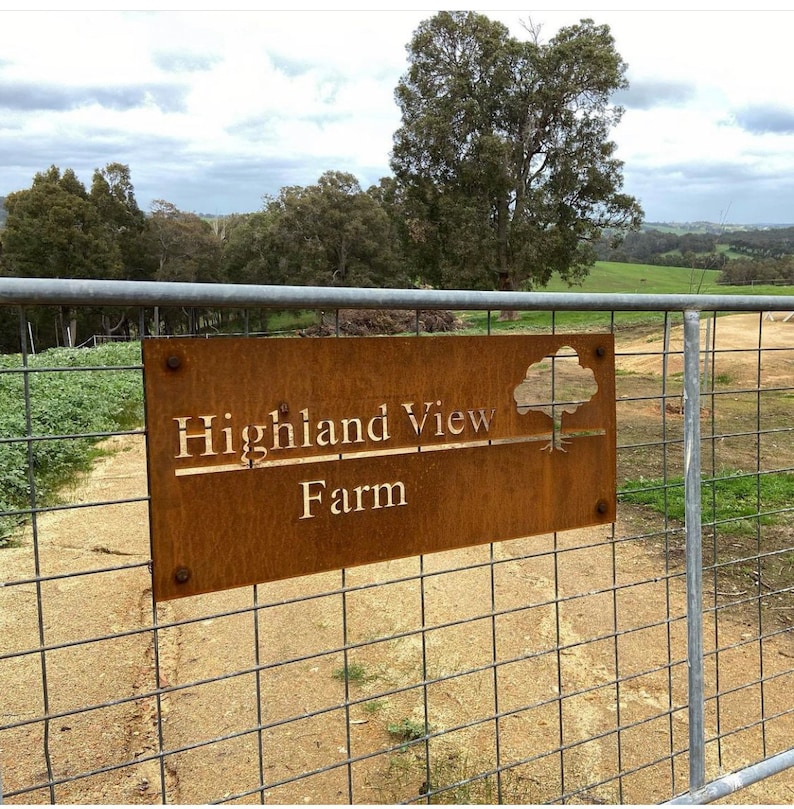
[542,261,720,294]
[542,260,794,296]
[459,260,794,333]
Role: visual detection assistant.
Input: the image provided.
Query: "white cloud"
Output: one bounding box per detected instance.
[1,9,794,222]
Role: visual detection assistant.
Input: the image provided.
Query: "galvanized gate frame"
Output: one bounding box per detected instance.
[668,310,794,804]
[3,277,794,804]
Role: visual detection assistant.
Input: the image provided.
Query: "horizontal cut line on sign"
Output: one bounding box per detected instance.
[173,430,606,477]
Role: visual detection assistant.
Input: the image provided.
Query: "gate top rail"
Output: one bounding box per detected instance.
[2,276,794,313]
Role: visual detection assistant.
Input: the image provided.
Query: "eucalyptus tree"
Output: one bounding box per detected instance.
[391,11,643,291]
[89,163,150,281]
[220,211,278,286]
[144,200,223,284]
[140,200,225,335]
[2,166,122,281]
[265,171,405,287]
[1,166,123,345]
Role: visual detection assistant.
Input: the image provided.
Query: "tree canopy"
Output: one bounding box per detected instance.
[391,11,643,290]
[263,171,407,288]
[89,162,148,280]
[144,200,222,283]
[2,166,123,281]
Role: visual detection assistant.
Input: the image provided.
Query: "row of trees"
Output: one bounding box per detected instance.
[718,257,794,286]
[595,226,794,270]
[725,227,794,260]
[594,228,728,269]
[0,165,414,288]
[0,166,415,348]
[0,164,225,286]
[1,11,645,345]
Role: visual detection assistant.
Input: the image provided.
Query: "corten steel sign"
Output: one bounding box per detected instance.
[143,334,616,600]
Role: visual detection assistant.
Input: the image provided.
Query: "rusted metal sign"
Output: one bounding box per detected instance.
[143,334,616,600]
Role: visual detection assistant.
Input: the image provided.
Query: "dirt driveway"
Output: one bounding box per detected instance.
[2,313,794,804]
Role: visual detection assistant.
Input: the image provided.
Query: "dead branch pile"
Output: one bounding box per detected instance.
[301,309,462,336]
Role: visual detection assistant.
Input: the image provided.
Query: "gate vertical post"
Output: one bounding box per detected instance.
[683,309,705,792]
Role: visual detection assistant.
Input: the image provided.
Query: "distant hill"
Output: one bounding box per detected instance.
[644,221,794,235]
[599,222,794,268]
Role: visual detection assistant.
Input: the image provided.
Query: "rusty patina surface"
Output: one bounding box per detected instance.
[143,334,616,600]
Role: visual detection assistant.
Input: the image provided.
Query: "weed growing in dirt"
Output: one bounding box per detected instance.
[372,746,542,804]
[387,717,427,743]
[362,699,387,714]
[423,753,502,804]
[332,662,374,686]
[0,342,143,544]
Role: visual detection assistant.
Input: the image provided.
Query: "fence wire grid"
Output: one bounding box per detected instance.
[2,280,794,805]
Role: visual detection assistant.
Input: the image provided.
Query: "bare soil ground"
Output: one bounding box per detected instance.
[2,313,794,804]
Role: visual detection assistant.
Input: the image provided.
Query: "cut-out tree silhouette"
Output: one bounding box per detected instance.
[513,347,598,451]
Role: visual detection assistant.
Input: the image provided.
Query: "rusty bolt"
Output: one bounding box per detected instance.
[174,566,191,584]
[595,346,606,358]
[166,355,182,370]
[597,500,609,515]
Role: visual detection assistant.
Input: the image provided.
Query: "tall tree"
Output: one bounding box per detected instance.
[143,200,223,284]
[2,166,121,281]
[265,171,406,287]
[220,211,279,285]
[1,166,123,345]
[89,162,151,280]
[391,12,643,291]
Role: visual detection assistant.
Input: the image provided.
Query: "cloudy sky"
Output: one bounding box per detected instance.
[2,8,794,225]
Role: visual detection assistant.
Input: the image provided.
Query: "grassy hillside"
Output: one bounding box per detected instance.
[543,262,723,295]
[545,261,794,296]
[460,261,794,333]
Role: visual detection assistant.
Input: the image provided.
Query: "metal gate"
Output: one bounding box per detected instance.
[2,278,794,804]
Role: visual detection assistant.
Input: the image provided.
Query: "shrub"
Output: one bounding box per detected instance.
[0,342,143,545]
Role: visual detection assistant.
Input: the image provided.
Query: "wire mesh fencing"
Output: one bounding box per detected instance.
[1,280,794,804]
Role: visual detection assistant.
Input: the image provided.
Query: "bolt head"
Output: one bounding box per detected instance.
[174,566,191,584]
[166,355,181,370]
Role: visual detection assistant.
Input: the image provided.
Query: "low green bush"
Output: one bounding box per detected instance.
[0,342,143,545]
